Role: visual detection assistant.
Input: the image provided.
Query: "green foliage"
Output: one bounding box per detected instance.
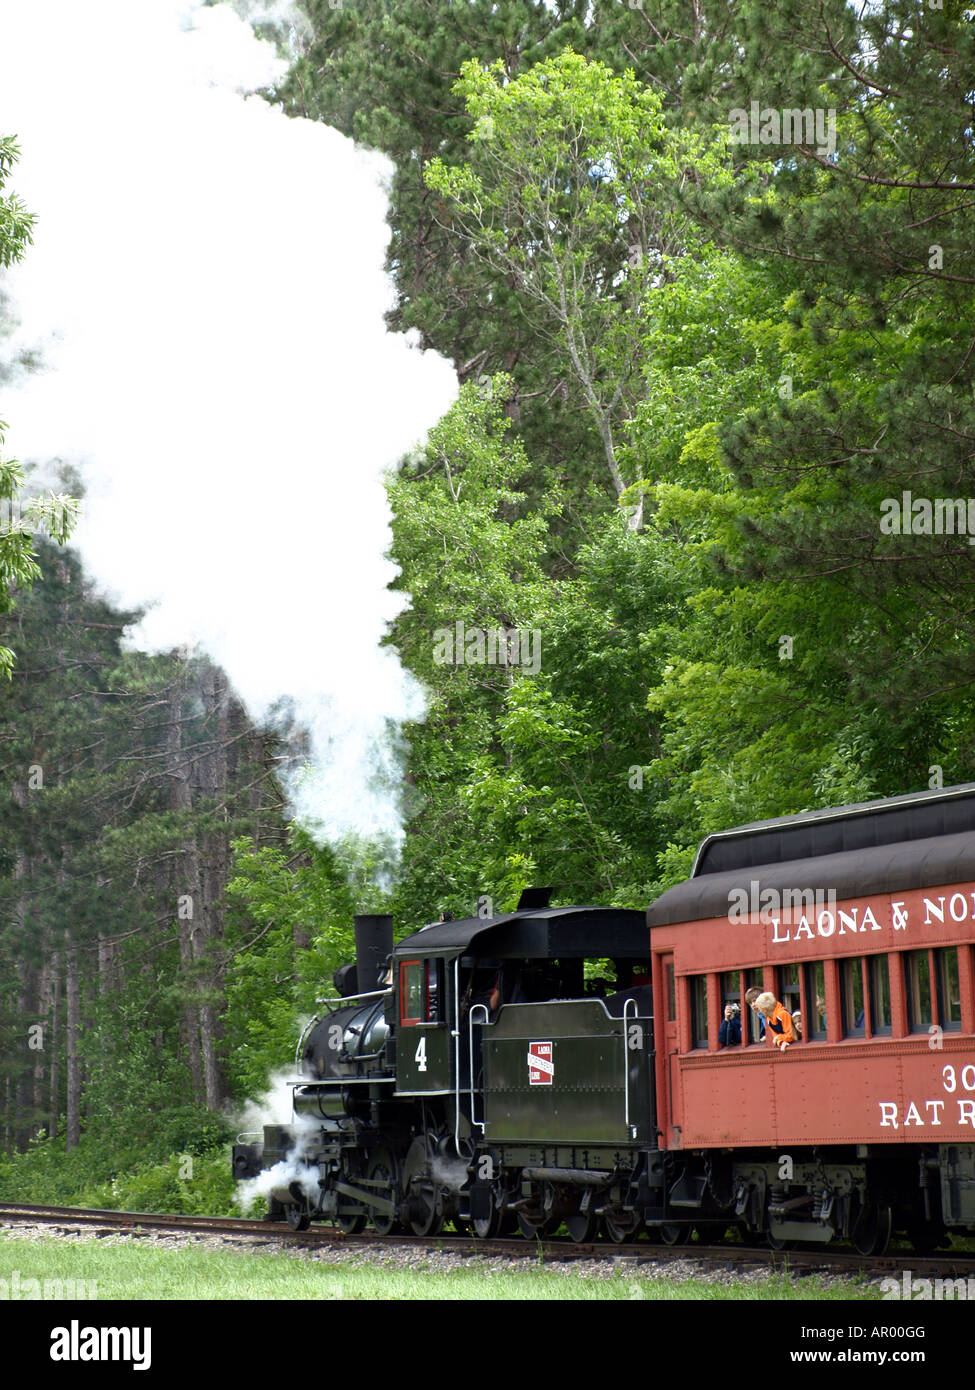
[223,827,388,1098]
[0,137,78,675]
[0,135,34,268]
[0,1122,236,1215]
[6,4,975,1209]
[425,50,724,518]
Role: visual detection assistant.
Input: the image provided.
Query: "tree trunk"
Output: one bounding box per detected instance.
[33,957,51,1135]
[168,668,204,1103]
[197,664,229,1111]
[48,948,60,1140]
[65,939,81,1152]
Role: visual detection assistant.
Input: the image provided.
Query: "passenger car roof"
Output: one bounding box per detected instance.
[649,830,975,927]
[691,781,975,878]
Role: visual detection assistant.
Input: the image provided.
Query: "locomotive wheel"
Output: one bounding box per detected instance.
[602,1210,642,1244]
[409,1187,444,1238]
[285,1202,310,1232]
[658,1223,691,1246]
[367,1150,400,1236]
[566,1209,597,1243]
[852,1202,893,1257]
[336,1213,366,1235]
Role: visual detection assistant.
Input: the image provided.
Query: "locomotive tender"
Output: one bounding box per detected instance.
[232,783,975,1251]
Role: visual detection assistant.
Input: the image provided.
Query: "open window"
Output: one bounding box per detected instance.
[719,971,743,1048]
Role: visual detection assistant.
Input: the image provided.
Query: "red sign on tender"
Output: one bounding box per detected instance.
[528,1041,554,1086]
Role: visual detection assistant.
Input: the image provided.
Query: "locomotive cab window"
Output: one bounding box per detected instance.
[400,959,441,1025]
[400,960,424,1024]
[425,959,443,1021]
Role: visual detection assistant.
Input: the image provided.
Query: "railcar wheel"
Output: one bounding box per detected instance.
[566,1210,597,1243]
[695,1225,729,1244]
[516,1212,558,1240]
[472,1207,501,1239]
[767,1230,793,1252]
[658,1223,691,1246]
[285,1203,310,1232]
[908,1220,943,1255]
[852,1203,893,1257]
[367,1150,400,1236]
[336,1214,366,1235]
[602,1210,642,1244]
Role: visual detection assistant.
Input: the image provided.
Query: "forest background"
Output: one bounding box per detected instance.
[0,0,973,1210]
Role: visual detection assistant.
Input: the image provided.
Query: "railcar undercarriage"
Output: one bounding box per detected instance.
[235,1106,975,1252]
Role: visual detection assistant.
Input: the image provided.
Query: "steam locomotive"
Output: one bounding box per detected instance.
[232,784,975,1251]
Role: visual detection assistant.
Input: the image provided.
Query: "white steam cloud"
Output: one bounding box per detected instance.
[231,1068,323,1213]
[0,0,456,850]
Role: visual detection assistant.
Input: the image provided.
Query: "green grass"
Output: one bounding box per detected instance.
[0,1235,884,1300]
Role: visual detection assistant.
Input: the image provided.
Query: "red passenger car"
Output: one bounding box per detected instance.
[647,783,975,1252]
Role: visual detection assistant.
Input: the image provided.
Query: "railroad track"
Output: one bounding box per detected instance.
[2,1202,973,1278]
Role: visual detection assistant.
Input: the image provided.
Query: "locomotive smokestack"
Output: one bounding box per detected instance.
[353,914,393,994]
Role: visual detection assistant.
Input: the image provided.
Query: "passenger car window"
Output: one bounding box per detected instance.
[904,950,933,1033]
[935,948,961,1030]
[840,957,866,1038]
[803,961,827,1040]
[869,956,892,1035]
[690,975,708,1049]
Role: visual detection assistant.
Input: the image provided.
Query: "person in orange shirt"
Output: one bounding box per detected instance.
[751,991,796,1051]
